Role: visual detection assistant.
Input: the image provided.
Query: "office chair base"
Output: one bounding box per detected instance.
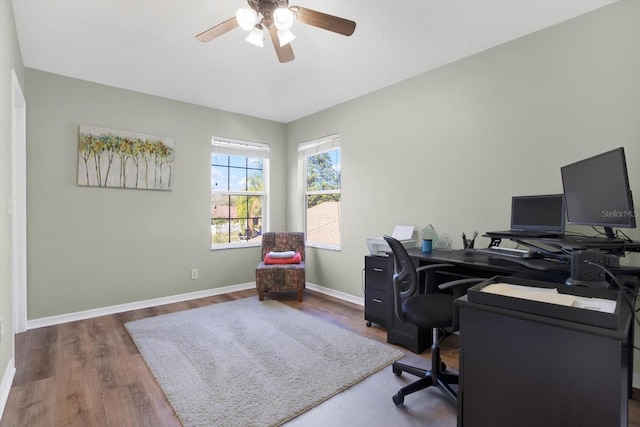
[391,361,458,406]
[392,361,450,378]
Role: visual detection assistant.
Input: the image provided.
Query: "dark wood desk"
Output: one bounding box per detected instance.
[457,294,632,427]
[365,249,572,353]
[365,248,637,400]
[409,247,640,285]
[406,248,572,288]
[364,247,637,356]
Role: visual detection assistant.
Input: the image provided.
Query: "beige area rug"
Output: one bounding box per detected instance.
[125,297,405,427]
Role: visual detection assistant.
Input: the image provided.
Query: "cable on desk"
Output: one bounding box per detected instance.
[584,260,640,350]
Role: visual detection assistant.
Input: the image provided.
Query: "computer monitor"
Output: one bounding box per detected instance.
[511,194,565,234]
[561,147,636,240]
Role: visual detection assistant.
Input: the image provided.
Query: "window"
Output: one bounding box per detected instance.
[211,138,269,248]
[299,135,341,249]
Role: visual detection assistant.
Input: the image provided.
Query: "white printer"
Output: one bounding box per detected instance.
[366,225,416,256]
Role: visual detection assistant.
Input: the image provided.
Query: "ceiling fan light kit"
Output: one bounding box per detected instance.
[277,29,295,47]
[273,7,294,31]
[196,0,356,63]
[235,8,258,31]
[245,26,265,47]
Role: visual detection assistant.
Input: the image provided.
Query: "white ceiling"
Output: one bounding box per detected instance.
[11,0,616,123]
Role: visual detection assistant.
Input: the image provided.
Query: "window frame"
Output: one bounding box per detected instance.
[211,137,269,250]
[299,134,341,250]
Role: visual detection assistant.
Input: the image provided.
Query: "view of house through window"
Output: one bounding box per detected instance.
[299,135,341,248]
[211,138,269,247]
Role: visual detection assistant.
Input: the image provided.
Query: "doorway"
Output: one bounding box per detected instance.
[11,69,27,355]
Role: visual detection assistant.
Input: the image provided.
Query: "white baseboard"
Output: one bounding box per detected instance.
[0,358,16,422]
[26,282,256,330]
[25,282,365,330]
[305,282,364,306]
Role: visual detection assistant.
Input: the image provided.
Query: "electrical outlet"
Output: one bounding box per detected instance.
[190,268,199,280]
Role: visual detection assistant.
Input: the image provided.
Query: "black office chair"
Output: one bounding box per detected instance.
[383,235,484,406]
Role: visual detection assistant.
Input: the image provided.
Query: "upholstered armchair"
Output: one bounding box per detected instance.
[256,232,306,301]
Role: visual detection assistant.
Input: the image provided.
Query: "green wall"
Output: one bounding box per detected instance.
[287,0,640,297]
[25,70,287,319]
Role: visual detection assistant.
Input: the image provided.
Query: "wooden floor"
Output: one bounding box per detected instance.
[2,288,640,426]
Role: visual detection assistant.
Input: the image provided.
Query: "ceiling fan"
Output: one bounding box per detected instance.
[196,0,356,63]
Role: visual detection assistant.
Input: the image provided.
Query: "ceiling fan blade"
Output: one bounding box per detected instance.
[292,6,356,36]
[269,28,295,63]
[196,17,239,42]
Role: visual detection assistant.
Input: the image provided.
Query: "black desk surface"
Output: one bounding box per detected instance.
[406,247,571,284]
[409,248,523,272]
[409,247,640,281]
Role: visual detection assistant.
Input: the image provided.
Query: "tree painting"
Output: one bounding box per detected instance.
[77,125,174,190]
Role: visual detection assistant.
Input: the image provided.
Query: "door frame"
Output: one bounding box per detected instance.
[11,69,27,347]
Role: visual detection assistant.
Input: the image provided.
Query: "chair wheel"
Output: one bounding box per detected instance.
[392,392,404,405]
[366,321,372,327]
[441,362,447,372]
[392,366,402,376]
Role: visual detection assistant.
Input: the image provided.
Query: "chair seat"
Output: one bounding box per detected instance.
[402,293,454,329]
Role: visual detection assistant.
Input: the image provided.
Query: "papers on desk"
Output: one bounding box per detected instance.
[481,283,617,313]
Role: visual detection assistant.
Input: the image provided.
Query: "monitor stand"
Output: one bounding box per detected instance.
[604,226,615,239]
[568,228,623,244]
[567,226,626,244]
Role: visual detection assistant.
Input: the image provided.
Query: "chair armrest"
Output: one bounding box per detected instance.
[439,278,486,299]
[415,264,455,294]
[415,263,454,273]
[438,278,485,291]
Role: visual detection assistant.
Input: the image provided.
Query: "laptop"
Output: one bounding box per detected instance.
[485,194,566,238]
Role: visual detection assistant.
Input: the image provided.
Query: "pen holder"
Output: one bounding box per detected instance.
[462,231,477,249]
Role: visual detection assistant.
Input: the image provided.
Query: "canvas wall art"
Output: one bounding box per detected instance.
[77,125,174,190]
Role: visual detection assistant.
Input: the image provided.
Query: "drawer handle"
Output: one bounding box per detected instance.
[372,298,383,303]
[373,268,384,272]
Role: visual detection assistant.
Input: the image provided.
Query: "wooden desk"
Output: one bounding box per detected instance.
[457,294,632,427]
[364,249,571,353]
[406,248,572,287]
[364,248,636,358]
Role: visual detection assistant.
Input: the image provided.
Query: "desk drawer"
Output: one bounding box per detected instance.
[365,288,388,326]
[365,256,391,291]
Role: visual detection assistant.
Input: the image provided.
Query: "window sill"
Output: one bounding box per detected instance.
[211,242,261,251]
[306,242,340,251]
